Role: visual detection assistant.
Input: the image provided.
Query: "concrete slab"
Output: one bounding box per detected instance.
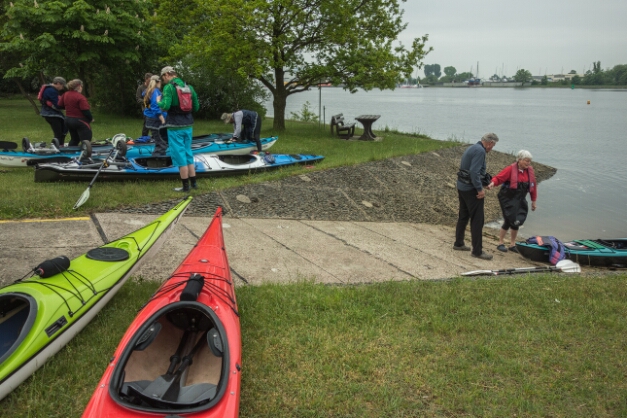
[220,218,336,285]
[94,213,205,282]
[0,213,546,288]
[237,218,414,284]
[0,218,103,285]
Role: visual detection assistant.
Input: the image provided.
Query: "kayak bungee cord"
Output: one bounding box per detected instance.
[137,271,239,316]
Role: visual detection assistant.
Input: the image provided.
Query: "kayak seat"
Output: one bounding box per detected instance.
[122,379,217,408]
[167,307,214,332]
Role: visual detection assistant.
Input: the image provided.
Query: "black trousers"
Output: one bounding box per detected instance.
[44,117,67,145]
[66,117,92,146]
[242,114,263,151]
[455,188,485,256]
[142,114,150,137]
[148,126,168,156]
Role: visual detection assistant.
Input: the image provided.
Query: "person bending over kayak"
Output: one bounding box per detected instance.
[221,110,263,152]
[158,66,200,192]
[487,149,538,253]
[58,79,94,146]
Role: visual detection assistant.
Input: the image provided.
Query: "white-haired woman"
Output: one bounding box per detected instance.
[488,150,538,253]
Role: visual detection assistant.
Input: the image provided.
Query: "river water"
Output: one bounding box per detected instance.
[265,87,627,240]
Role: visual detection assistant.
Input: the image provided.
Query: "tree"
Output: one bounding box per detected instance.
[514,69,532,86]
[424,64,441,78]
[1,0,156,113]
[490,73,500,81]
[443,66,456,78]
[455,72,473,82]
[541,75,548,85]
[159,0,431,130]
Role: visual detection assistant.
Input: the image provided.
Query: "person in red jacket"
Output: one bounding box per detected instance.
[58,79,94,146]
[487,150,538,253]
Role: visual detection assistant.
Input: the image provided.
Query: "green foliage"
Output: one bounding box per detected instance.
[0,0,167,114]
[289,101,319,123]
[443,65,456,77]
[514,69,532,85]
[424,63,441,78]
[541,75,548,85]
[175,60,269,120]
[455,71,474,82]
[155,0,432,129]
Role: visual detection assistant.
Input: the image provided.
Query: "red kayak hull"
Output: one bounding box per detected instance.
[82,208,241,417]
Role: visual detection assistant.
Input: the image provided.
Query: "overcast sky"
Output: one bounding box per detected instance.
[397,0,627,78]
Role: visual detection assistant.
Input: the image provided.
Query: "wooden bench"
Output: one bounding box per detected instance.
[330,113,356,138]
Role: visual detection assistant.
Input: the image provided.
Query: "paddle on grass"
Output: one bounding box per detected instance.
[461,259,581,276]
[73,147,116,210]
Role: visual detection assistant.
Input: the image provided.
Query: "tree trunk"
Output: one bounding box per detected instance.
[13,79,40,115]
[272,92,287,130]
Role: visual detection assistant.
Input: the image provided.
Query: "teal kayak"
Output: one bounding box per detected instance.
[0,197,192,401]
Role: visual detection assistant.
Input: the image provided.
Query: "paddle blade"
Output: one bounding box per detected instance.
[556,259,581,273]
[73,187,90,210]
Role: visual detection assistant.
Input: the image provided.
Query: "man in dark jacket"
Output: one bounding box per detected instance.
[39,77,67,145]
[453,132,499,260]
[221,110,262,152]
[136,73,153,138]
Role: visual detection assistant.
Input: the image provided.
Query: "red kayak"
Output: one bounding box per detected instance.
[82,207,241,417]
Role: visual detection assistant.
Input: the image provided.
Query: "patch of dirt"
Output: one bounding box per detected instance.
[115,145,557,227]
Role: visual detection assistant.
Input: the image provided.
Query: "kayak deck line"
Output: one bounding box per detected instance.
[0,217,90,224]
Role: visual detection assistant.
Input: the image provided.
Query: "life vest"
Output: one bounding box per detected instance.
[37,84,53,106]
[506,162,536,195]
[526,235,568,265]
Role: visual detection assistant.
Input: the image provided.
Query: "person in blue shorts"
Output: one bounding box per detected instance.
[158,66,200,192]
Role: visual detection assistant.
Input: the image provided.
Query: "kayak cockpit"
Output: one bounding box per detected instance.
[110,301,229,414]
[217,154,257,165]
[0,294,38,363]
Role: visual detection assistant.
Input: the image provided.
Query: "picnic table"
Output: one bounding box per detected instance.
[355,115,380,141]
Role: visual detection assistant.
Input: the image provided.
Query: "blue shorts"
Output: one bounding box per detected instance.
[167,127,193,167]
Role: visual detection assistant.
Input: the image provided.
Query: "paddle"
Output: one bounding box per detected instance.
[461,259,581,276]
[73,147,116,210]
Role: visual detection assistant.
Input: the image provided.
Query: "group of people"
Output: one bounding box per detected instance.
[454,133,538,260]
[39,77,94,147]
[41,66,263,193]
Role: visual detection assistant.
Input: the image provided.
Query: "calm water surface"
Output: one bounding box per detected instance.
[265,87,627,240]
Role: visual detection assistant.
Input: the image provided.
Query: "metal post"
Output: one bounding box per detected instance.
[318,80,322,129]
[323,106,326,130]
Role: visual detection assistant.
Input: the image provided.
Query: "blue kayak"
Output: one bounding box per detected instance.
[34,151,323,182]
[0,134,277,168]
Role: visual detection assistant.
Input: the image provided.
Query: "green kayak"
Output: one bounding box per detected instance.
[0,196,192,401]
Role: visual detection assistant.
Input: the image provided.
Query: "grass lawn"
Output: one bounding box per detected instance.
[0,97,452,219]
[1,276,626,417]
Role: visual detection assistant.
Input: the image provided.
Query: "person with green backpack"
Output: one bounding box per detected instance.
[158,66,200,192]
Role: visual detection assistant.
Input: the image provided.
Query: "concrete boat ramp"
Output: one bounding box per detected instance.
[0,214,545,287]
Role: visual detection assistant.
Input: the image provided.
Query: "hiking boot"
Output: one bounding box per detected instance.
[173,186,190,192]
[472,252,493,260]
[190,183,198,190]
[453,244,471,251]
